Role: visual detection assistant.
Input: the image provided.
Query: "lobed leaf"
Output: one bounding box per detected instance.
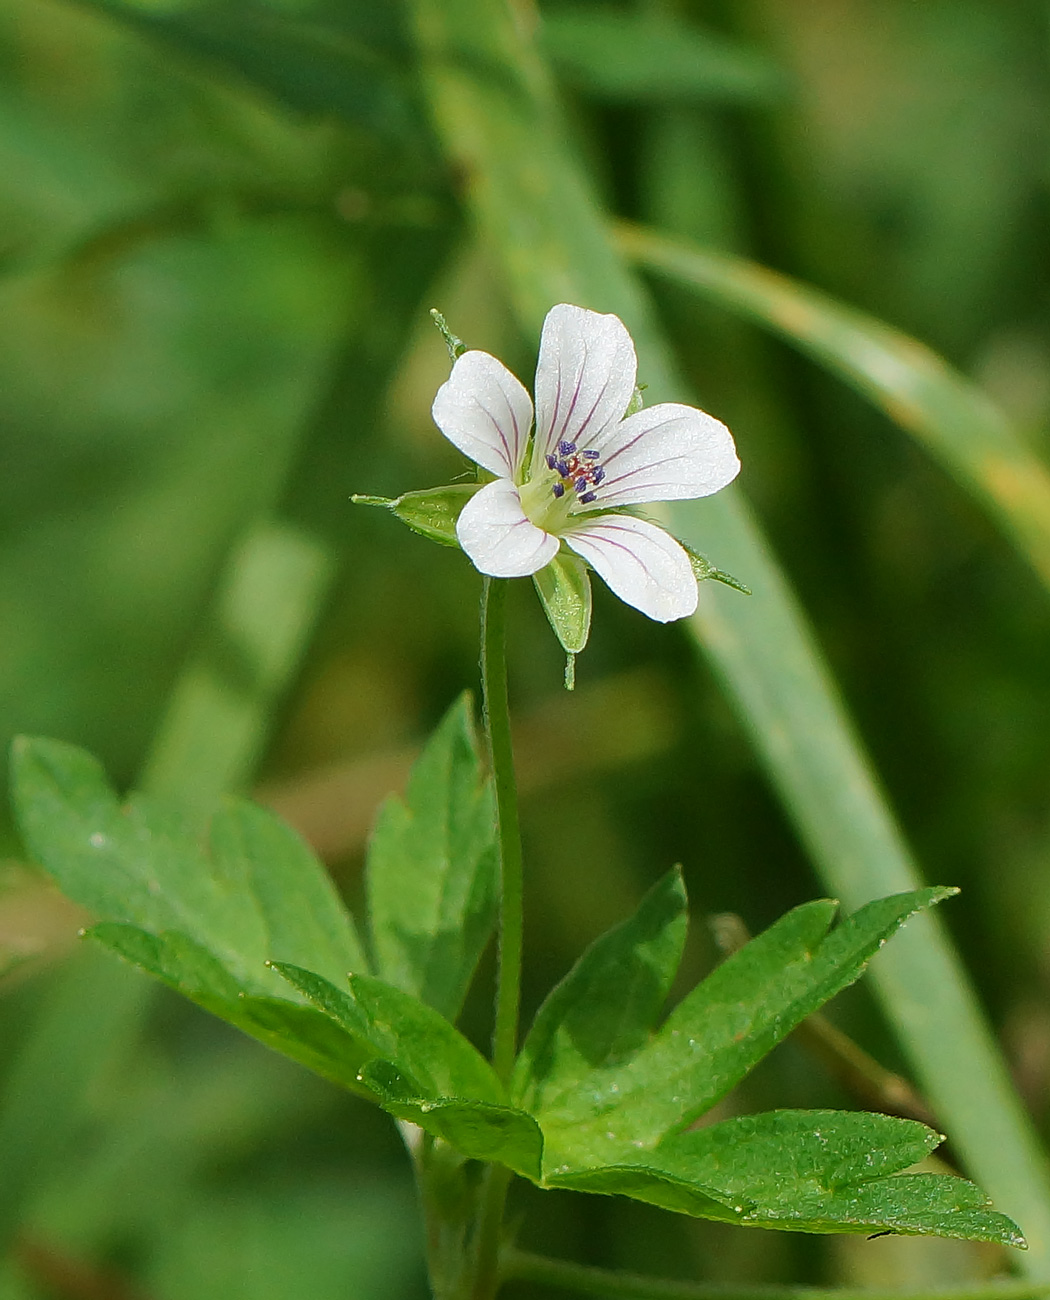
[549,1111,1024,1245]
[536,888,953,1170]
[366,694,498,1020]
[360,1060,543,1180]
[10,737,365,996]
[274,963,502,1104]
[550,1109,1024,1245]
[512,867,687,1114]
[88,923,372,1095]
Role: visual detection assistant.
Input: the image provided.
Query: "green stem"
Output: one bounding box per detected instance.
[501,1251,1050,1300]
[480,576,524,1085]
[468,576,525,1300]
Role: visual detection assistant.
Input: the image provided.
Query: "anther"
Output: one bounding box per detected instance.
[583,449,600,459]
[579,491,597,504]
[546,454,557,470]
[558,440,577,455]
[552,482,565,498]
[593,467,605,484]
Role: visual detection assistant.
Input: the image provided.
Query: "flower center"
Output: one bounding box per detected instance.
[544,440,606,505]
[519,440,606,533]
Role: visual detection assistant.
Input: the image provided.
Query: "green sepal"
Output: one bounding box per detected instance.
[351,484,481,547]
[533,550,592,654]
[683,542,751,595]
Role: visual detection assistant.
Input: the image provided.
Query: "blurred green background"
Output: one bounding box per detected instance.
[2,0,1050,1295]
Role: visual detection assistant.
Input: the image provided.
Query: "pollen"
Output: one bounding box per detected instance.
[545,440,605,503]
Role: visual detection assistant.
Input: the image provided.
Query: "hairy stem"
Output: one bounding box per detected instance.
[480,576,524,1085]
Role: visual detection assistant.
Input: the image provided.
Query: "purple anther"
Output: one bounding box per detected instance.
[558,440,577,455]
[593,467,605,485]
[574,477,588,493]
[545,453,557,470]
[582,448,600,459]
[556,460,569,477]
[552,482,565,498]
[579,491,597,504]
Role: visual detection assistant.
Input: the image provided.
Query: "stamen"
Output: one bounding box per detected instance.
[545,442,606,507]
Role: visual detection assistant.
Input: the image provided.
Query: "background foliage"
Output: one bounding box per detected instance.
[2,0,1050,1295]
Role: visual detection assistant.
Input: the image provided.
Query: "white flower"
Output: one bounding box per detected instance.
[431,304,740,622]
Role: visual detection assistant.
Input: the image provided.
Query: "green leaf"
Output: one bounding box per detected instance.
[550,1110,1025,1246]
[353,485,481,548]
[512,868,687,1114]
[88,924,373,1094]
[532,551,593,655]
[209,799,367,988]
[618,222,1050,598]
[541,8,784,105]
[10,737,364,996]
[366,694,497,1020]
[360,1060,543,1179]
[537,888,952,1170]
[274,963,502,1103]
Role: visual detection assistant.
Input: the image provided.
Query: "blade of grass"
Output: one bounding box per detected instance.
[406,0,1050,1272]
[139,520,332,820]
[616,222,1050,596]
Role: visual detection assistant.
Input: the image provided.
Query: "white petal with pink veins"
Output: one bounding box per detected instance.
[433,351,533,480]
[583,403,740,508]
[563,514,698,622]
[533,305,637,465]
[456,479,560,578]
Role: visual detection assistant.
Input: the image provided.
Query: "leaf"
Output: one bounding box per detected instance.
[617,222,1050,597]
[360,1060,543,1180]
[209,799,366,987]
[10,737,364,996]
[541,7,784,105]
[532,550,593,655]
[550,1110,1024,1246]
[353,485,481,548]
[366,694,498,1020]
[512,868,687,1114]
[88,923,373,1094]
[537,888,953,1170]
[274,963,502,1103]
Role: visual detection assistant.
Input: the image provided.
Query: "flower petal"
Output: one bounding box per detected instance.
[533,304,637,465]
[582,403,740,509]
[432,351,533,479]
[456,479,560,578]
[563,514,698,622]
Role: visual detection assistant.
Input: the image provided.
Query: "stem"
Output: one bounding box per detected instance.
[501,1251,1050,1300]
[480,577,524,1085]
